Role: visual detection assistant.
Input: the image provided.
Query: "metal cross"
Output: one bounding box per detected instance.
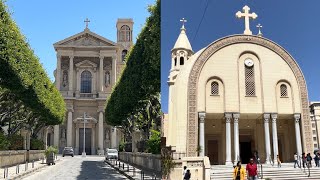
[256,23,263,37]
[236,5,258,35]
[180,18,187,28]
[84,18,90,29]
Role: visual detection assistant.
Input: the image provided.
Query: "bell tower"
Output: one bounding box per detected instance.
[116,19,134,63]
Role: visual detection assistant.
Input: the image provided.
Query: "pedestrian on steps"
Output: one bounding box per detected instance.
[294,153,299,168]
[246,158,258,180]
[277,155,282,167]
[233,161,246,180]
[307,153,312,168]
[182,166,187,179]
[183,169,191,180]
[314,153,319,167]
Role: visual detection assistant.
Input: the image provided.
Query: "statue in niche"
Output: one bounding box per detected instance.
[105,71,110,86]
[61,129,66,139]
[62,70,68,87]
[105,129,110,140]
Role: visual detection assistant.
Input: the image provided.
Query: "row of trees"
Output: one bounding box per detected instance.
[105,0,161,153]
[0,1,66,146]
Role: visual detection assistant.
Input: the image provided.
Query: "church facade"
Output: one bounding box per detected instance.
[166,6,313,165]
[48,19,133,155]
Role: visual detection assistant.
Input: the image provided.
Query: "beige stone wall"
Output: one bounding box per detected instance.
[119,152,161,173]
[0,150,45,168]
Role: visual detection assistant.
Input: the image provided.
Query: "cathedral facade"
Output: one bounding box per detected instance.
[166,6,313,165]
[48,19,133,155]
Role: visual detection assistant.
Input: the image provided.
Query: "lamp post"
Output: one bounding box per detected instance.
[82,112,87,157]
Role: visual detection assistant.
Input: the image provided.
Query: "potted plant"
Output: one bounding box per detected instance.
[45,146,58,165]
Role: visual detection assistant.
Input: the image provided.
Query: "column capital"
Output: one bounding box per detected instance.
[271,113,278,119]
[233,113,240,119]
[97,106,105,113]
[198,112,206,119]
[99,56,104,60]
[69,55,74,60]
[294,113,301,123]
[225,113,232,123]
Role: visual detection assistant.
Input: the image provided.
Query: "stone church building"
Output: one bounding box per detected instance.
[47,19,133,155]
[166,6,313,165]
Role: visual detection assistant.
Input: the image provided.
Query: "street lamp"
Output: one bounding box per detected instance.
[82,112,88,157]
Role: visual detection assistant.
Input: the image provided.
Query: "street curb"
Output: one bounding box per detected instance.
[13,158,61,180]
[105,160,134,180]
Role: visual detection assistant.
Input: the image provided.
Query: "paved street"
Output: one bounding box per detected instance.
[21,156,128,180]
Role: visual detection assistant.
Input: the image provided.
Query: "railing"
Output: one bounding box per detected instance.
[79,93,94,98]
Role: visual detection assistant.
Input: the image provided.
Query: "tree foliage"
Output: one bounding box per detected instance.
[105,0,160,135]
[147,130,161,154]
[0,1,66,127]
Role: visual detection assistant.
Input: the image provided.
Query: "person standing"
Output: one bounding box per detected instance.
[277,155,282,167]
[294,153,299,168]
[182,166,187,179]
[183,169,191,180]
[307,153,312,168]
[315,153,319,167]
[246,158,258,180]
[233,161,246,180]
[302,152,307,168]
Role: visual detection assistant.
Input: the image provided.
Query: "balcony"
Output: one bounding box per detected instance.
[79,93,96,98]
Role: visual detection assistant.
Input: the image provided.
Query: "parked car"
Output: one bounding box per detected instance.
[62,147,74,157]
[105,148,118,160]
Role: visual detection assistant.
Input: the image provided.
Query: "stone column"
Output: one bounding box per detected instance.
[264,113,271,164]
[294,113,302,156]
[75,125,79,155]
[54,125,59,150]
[44,128,48,149]
[233,113,240,163]
[99,56,104,92]
[56,55,61,90]
[68,56,74,96]
[98,110,104,155]
[225,113,232,165]
[26,131,31,150]
[67,110,73,147]
[198,112,206,157]
[112,56,117,85]
[20,130,27,150]
[271,113,279,162]
[111,127,117,149]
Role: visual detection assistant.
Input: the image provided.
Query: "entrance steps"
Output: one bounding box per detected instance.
[211,163,320,179]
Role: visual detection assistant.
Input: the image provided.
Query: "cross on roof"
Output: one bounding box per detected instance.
[236,5,258,35]
[84,18,90,29]
[180,18,187,28]
[256,23,263,37]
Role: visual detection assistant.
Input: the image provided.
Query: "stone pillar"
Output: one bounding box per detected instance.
[225,113,232,165]
[56,55,61,90]
[233,113,240,163]
[44,128,48,149]
[26,131,31,150]
[294,113,302,156]
[98,110,104,155]
[67,110,73,147]
[111,127,117,149]
[68,56,74,96]
[75,125,79,155]
[271,113,279,162]
[54,125,59,150]
[21,130,27,150]
[76,69,80,97]
[112,56,117,85]
[264,113,271,164]
[198,112,206,157]
[99,56,104,92]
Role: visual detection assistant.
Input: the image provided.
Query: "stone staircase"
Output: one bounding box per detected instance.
[211,163,320,179]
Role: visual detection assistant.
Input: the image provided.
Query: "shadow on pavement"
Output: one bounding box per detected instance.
[77,159,126,180]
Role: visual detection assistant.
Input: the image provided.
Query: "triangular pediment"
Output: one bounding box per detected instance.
[75,60,97,68]
[54,28,117,48]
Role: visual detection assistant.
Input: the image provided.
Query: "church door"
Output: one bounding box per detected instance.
[207,140,219,165]
[79,128,92,155]
[240,141,252,164]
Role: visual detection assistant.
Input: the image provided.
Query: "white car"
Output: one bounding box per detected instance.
[105,148,118,160]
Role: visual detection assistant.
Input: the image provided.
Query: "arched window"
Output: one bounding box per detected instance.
[180,57,184,65]
[122,50,128,62]
[211,82,219,95]
[119,25,130,42]
[174,57,177,66]
[81,70,92,93]
[245,65,255,96]
[280,84,288,97]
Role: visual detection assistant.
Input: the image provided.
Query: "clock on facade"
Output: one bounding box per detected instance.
[244,58,254,67]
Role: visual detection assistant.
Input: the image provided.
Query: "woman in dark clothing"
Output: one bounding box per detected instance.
[184,169,191,180]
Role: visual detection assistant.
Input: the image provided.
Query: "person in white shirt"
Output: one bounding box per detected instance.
[294,153,299,168]
[182,166,187,179]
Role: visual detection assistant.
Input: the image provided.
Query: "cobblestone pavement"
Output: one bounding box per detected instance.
[22,156,128,180]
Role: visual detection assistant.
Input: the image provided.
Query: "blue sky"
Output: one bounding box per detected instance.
[5,0,154,81]
[161,0,320,113]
